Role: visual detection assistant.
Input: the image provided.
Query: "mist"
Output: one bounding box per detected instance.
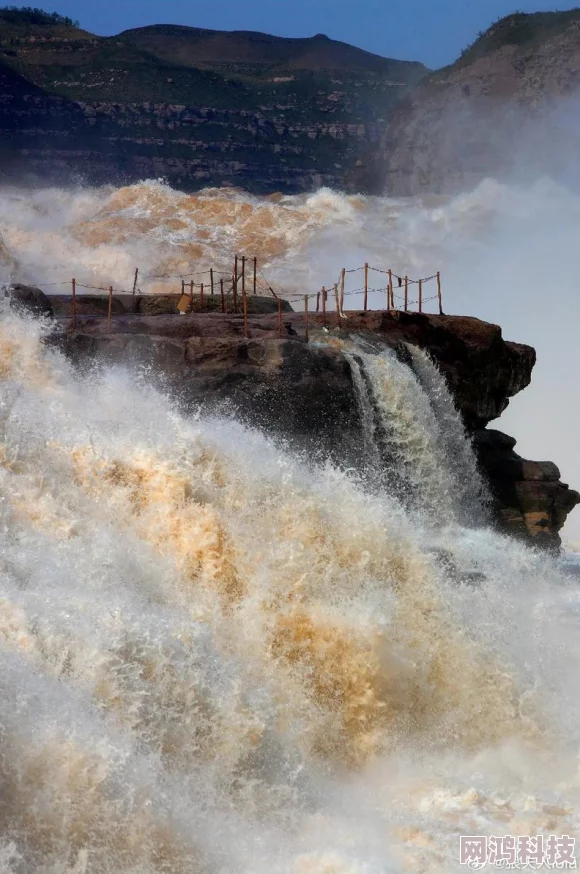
[381,93,580,544]
[1,162,579,541]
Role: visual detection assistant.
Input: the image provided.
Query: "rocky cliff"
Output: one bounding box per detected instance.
[0,10,426,194]
[384,10,580,196]
[10,285,576,548]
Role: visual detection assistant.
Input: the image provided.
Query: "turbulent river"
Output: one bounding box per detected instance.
[1,177,579,540]
[0,179,579,872]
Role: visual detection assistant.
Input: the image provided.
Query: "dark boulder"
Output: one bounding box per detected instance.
[6,284,53,319]
[472,428,580,549]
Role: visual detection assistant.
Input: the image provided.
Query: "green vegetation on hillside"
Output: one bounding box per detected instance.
[0,12,426,119]
[457,8,580,67]
[0,5,78,26]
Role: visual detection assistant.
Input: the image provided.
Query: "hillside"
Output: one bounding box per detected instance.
[455,9,580,67]
[384,9,580,195]
[119,24,420,77]
[0,8,427,194]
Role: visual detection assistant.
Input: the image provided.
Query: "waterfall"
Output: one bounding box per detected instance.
[407,344,489,521]
[0,308,579,874]
[340,351,381,468]
[342,338,485,526]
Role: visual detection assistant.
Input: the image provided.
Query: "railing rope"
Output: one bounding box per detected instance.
[55,259,442,329]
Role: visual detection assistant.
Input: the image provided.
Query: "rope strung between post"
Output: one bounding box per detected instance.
[25,259,443,320]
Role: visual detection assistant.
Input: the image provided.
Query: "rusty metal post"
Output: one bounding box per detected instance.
[278,298,282,338]
[182,279,185,295]
[200,282,204,312]
[334,283,340,325]
[419,279,423,313]
[253,257,257,296]
[322,286,327,326]
[210,268,214,297]
[243,281,248,338]
[304,295,309,342]
[71,278,77,331]
[220,278,225,313]
[340,268,346,313]
[437,271,442,314]
[388,269,393,309]
[233,257,239,314]
[316,292,320,312]
[404,276,408,312]
[107,285,113,331]
[132,268,139,296]
[363,262,369,311]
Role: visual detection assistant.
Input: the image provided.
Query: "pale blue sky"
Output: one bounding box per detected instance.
[29,0,580,68]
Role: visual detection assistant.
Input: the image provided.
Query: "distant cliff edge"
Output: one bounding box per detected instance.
[384,9,580,196]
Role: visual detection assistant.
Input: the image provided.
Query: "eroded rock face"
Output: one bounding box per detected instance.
[0,21,426,196]
[36,299,578,547]
[473,430,580,549]
[383,14,580,196]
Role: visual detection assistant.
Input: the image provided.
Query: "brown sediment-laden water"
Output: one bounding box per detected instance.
[0,296,578,871]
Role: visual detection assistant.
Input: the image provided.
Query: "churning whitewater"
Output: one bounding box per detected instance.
[2,175,580,548]
[0,300,579,873]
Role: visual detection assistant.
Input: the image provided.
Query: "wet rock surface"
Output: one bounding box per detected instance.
[32,292,578,548]
[5,284,53,319]
[472,429,580,549]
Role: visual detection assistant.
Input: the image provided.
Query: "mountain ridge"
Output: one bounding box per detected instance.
[0,7,426,193]
[2,6,580,195]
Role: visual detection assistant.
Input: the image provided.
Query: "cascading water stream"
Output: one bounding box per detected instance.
[0,308,578,874]
[336,336,486,527]
[406,345,489,522]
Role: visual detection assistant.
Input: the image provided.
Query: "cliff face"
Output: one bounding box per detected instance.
[0,13,426,194]
[384,10,580,196]
[12,285,574,548]
[5,9,580,197]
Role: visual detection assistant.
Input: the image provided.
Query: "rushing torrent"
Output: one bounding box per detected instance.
[1,177,579,545]
[0,301,579,873]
